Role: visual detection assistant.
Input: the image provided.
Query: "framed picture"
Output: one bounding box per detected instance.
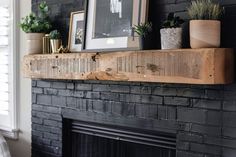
[84,0,149,51]
[68,11,85,52]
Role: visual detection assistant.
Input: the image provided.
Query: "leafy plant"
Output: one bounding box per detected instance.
[188,0,224,20]
[162,13,184,28]
[49,30,61,39]
[20,1,52,33]
[134,22,152,37]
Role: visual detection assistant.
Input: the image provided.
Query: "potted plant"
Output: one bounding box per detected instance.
[49,30,62,53]
[20,1,51,54]
[188,0,224,48]
[134,22,152,50]
[160,12,184,49]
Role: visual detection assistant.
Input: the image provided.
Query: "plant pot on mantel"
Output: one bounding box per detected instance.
[160,28,182,50]
[190,20,221,48]
[50,39,62,53]
[139,35,152,50]
[26,33,45,55]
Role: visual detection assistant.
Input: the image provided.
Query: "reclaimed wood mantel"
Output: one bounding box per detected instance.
[23,48,234,84]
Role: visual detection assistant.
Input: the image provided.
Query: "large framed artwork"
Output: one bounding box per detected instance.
[68,11,85,52]
[85,0,149,51]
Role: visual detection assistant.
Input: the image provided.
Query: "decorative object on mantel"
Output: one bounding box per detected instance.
[84,0,149,51]
[49,30,62,54]
[42,34,51,54]
[22,48,234,85]
[19,1,52,54]
[57,46,70,54]
[134,22,152,50]
[188,0,224,48]
[68,11,85,52]
[160,12,184,50]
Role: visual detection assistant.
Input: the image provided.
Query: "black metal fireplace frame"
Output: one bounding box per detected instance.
[63,119,176,157]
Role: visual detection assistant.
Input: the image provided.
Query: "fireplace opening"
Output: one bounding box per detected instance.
[63,119,176,157]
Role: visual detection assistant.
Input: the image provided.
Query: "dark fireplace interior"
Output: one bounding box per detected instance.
[63,119,176,157]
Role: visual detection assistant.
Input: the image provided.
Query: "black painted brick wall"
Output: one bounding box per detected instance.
[31,0,236,157]
[32,80,236,157]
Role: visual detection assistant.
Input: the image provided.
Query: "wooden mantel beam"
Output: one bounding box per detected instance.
[23,48,234,84]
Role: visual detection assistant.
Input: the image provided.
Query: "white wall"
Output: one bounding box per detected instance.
[7,0,32,157]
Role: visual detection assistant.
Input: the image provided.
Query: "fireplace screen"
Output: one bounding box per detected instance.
[63,120,176,157]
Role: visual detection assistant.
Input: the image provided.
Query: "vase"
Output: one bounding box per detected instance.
[26,33,45,54]
[160,28,182,49]
[139,35,151,50]
[50,39,62,53]
[190,20,221,48]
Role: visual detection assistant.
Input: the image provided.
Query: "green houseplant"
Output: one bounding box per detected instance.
[49,30,62,53]
[160,12,184,49]
[187,0,224,48]
[134,22,152,50]
[20,1,52,54]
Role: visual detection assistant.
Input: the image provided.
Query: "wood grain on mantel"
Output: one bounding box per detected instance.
[23,48,234,84]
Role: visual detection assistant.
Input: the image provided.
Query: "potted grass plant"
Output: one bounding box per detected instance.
[160,12,184,49]
[49,30,62,53]
[188,0,224,48]
[20,1,51,54]
[134,22,152,50]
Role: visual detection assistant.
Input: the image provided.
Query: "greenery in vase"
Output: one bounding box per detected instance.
[20,1,52,33]
[49,30,61,39]
[134,22,152,37]
[162,12,184,28]
[188,0,224,20]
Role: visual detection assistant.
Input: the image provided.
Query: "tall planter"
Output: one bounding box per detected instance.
[190,20,221,48]
[160,28,182,50]
[26,33,45,54]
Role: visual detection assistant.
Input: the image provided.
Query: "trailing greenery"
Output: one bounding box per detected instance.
[49,30,61,39]
[20,1,51,33]
[188,0,224,20]
[134,22,152,37]
[162,12,184,28]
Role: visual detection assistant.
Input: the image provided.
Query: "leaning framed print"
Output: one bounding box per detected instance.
[68,11,85,52]
[84,0,149,51]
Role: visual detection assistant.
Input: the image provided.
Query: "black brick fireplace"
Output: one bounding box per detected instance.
[31,0,236,157]
[32,80,236,157]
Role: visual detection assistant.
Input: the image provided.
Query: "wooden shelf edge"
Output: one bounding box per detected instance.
[22,48,234,85]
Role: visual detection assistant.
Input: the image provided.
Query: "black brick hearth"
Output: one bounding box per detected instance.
[32,80,236,157]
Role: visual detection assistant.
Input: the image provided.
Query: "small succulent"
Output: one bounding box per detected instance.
[188,0,224,20]
[49,30,61,39]
[134,22,152,37]
[162,13,184,28]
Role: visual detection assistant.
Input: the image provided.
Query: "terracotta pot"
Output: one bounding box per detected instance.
[26,33,45,54]
[160,28,182,50]
[190,20,221,48]
[50,39,62,53]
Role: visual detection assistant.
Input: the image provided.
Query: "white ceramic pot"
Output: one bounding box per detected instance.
[190,20,221,48]
[160,28,182,49]
[26,33,45,54]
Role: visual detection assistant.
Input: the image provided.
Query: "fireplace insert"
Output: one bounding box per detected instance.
[63,120,176,157]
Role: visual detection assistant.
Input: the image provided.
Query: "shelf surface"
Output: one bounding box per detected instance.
[22,48,234,84]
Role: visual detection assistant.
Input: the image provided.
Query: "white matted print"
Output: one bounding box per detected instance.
[68,11,85,52]
[85,0,149,51]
